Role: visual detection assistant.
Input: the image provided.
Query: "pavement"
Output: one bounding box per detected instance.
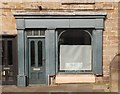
[1,83,110,93]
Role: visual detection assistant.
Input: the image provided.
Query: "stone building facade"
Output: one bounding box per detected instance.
[0,0,119,92]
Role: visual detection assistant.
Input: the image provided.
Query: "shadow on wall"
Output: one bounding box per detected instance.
[110,54,120,92]
[118,1,120,94]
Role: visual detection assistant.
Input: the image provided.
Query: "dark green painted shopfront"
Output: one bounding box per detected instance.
[13,12,106,86]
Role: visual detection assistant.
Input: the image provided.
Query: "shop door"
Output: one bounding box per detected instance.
[28,38,46,84]
[1,36,17,85]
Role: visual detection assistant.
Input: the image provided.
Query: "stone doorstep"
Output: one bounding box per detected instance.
[55,74,95,84]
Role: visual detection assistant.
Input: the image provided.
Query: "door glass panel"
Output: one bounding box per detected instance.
[38,41,42,67]
[2,40,5,65]
[31,41,35,67]
[7,41,13,65]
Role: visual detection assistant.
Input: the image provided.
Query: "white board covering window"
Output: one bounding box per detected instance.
[60,45,92,71]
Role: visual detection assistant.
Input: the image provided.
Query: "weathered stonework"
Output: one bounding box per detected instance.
[0,1,119,89]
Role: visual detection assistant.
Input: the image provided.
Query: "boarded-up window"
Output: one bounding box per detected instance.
[58,29,92,72]
[60,45,92,71]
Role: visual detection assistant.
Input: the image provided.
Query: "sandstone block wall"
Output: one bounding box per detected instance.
[0,1,119,84]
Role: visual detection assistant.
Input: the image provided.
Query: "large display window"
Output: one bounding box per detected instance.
[57,29,93,72]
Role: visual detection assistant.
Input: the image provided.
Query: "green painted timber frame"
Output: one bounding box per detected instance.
[14,12,106,86]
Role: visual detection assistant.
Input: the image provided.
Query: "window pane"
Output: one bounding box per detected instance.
[2,40,5,65]
[26,29,46,36]
[40,30,45,36]
[58,30,92,45]
[7,40,13,65]
[34,30,39,36]
[27,31,32,36]
[31,41,35,67]
[38,41,42,67]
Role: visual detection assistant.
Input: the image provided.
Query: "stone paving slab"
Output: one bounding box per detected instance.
[1,84,110,93]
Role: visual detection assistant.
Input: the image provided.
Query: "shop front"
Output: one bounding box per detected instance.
[14,12,106,86]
